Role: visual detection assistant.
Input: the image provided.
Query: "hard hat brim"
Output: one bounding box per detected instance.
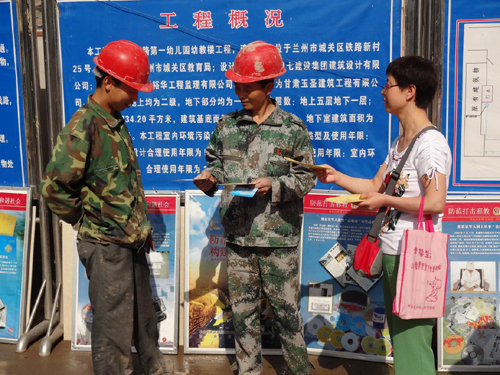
[128,81,154,93]
[94,57,154,92]
[225,67,286,83]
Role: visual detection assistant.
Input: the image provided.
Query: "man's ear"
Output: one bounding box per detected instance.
[264,80,275,96]
[103,75,114,91]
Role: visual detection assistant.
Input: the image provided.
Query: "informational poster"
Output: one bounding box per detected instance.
[72,237,91,349]
[144,193,180,353]
[438,199,500,371]
[0,188,31,343]
[57,0,402,191]
[443,0,500,193]
[0,1,27,187]
[71,193,180,353]
[184,190,280,353]
[300,192,393,363]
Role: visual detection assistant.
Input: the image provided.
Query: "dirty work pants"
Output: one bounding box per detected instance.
[226,243,310,375]
[382,254,435,375]
[77,241,167,375]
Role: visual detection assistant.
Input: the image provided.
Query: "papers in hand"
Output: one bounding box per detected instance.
[231,185,258,197]
[325,194,364,203]
[219,182,254,186]
[174,179,252,186]
[283,157,329,170]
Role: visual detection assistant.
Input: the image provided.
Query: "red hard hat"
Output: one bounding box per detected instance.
[93,40,154,92]
[225,41,286,83]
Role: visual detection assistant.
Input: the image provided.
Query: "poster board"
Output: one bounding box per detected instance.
[0,188,32,343]
[442,0,500,193]
[184,190,281,354]
[71,192,180,353]
[300,191,393,363]
[438,197,500,371]
[57,0,402,191]
[0,1,28,187]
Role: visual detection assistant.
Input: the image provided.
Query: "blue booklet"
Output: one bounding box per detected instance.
[231,185,258,198]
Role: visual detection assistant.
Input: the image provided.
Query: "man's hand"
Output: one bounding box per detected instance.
[194,170,217,192]
[145,234,155,254]
[251,177,272,197]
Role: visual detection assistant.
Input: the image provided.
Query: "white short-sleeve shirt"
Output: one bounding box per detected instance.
[379,128,452,255]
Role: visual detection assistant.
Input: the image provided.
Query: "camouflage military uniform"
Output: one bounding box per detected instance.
[204,103,316,375]
[205,104,316,247]
[40,96,170,375]
[40,96,151,249]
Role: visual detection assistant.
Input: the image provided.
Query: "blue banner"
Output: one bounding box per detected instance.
[0,1,27,187]
[58,0,402,191]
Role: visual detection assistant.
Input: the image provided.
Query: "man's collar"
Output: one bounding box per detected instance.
[261,101,284,126]
[87,95,124,128]
[238,99,283,126]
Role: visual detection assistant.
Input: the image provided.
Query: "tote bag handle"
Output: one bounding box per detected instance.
[417,197,435,233]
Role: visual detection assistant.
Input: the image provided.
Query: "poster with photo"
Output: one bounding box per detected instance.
[0,189,31,343]
[71,193,180,353]
[300,192,392,363]
[184,190,281,353]
[438,198,500,371]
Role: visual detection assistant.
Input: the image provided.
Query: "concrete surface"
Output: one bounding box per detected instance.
[1,340,394,375]
[0,340,465,375]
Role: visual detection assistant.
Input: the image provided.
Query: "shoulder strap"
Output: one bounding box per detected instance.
[367,126,437,238]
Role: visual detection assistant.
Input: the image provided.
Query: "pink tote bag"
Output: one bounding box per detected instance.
[393,197,449,319]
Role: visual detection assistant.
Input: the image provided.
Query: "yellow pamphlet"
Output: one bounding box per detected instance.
[0,212,17,237]
[325,194,364,203]
[283,157,329,170]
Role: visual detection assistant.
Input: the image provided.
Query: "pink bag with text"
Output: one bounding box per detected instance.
[392,198,449,319]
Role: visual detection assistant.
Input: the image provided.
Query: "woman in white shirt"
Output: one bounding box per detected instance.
[460,262,481,291]
[313,56,452,375]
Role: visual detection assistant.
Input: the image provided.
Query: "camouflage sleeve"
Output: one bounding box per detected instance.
[204,122,225,182]
[271,127,317,204]
[39,127,88,225]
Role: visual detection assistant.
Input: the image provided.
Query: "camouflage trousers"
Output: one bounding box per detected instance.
[77,241,172,375]
[226,243,310,375]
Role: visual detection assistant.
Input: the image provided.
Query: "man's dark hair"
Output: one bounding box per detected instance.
[386,56,438,109]
[257,78,274,89]
[94,67,121,88]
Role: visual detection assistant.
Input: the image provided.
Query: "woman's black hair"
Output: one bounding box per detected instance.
[386,56,438,109]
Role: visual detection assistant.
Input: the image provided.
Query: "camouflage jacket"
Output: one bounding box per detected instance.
[204,103,317,247]
[40,96,151,250]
